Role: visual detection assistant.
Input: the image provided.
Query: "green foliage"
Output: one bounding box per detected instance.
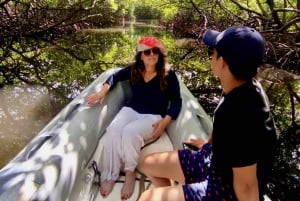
[133,0,179,21]
[134,4,162,20]
[0,0,299,200]
[161,6,179,21]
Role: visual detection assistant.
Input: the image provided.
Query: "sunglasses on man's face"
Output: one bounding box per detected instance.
[143,48,160,56]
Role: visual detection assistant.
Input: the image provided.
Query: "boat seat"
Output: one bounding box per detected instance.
[138,132,174,168]
[136,132,174,197]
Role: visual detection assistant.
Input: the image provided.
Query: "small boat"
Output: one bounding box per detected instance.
[0,67,212,201]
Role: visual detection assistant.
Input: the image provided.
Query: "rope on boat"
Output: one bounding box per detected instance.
[91,161,101,187]
[135,137,161,199]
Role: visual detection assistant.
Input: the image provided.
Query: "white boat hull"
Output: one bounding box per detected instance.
[0,68,212,201]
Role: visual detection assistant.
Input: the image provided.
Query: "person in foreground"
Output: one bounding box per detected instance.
[86,36,182,200]
[138,26,277,201]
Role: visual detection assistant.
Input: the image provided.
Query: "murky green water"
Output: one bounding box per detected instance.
[0,86,54,168]
[0,22,212,169]
[1,22,294,172]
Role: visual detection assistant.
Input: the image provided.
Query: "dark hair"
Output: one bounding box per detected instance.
[130,51,168,90]
[216,47,259,81]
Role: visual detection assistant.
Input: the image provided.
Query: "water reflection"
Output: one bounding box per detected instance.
[0,23,177,169]
[0,22,216,169]
[0,86,53,168]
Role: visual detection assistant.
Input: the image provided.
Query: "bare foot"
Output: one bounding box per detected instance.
[121,171,136,200]
[99,180,115,197]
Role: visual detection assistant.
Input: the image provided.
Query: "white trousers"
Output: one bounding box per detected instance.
[103,106,162,181]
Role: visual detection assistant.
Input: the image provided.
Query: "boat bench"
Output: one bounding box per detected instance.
[136,132,174,196]
[139,131,174,165]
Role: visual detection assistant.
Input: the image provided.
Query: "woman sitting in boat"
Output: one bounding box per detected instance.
[86,36,182,200]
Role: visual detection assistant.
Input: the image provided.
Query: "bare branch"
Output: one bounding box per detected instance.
[256,0,268,17]
[230,0,264,17]
[274,8,300,14]
[263,16,300,33]
[266,0,284,28]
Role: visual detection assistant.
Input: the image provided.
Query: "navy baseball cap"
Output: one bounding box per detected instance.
[202,26,265,80]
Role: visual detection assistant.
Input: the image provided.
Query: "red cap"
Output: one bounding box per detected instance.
[136,36,167,56]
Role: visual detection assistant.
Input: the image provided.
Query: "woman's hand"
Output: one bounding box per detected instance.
[86,92,105,105]
[86,83,110,105]
[151,115,172,139]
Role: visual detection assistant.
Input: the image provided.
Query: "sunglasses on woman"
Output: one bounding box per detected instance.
[143,48,160,56]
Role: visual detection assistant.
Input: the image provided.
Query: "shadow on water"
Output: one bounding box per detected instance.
[0,86,53,168]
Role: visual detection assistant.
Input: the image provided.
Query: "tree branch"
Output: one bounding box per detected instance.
[230,0,263,17]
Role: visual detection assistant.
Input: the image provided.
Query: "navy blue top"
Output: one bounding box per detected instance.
[105,66,182,120]
[211,79,277,200]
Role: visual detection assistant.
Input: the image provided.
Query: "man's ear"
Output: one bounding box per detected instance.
[220,57,229,70]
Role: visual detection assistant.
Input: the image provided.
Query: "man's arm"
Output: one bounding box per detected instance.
[233,164,259,201]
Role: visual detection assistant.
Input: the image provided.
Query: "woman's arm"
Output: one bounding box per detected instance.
[86,83,110,105]
[151,115,172,139]
[150,70,182,139]
[166,70,182,120]
[86,66,131,105]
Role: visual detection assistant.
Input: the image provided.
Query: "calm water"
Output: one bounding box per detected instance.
[0,86,55,168]
[1,23,294,172]
[0,23,200,169]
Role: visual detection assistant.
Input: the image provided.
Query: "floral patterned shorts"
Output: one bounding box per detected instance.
[178,143,236,201]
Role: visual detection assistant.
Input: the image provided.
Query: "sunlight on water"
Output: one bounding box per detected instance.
[0,85,53,169]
